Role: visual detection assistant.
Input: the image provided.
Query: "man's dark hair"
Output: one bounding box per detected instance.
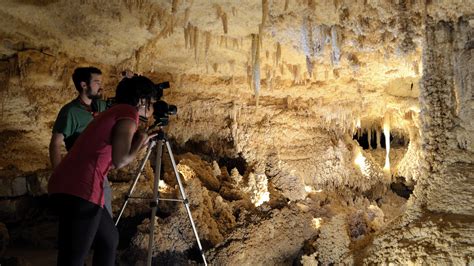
[72,67,102,92]
[115,76,156,106]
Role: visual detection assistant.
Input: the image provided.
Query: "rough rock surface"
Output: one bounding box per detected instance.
[0,0,472,265]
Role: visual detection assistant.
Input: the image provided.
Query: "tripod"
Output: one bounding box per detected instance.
[115,130,208,266]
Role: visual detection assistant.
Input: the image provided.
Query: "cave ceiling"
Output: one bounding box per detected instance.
[0,0,436,117]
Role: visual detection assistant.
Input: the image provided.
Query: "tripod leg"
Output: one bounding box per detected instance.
[116,140,156,226]
[147,139,163,266]
[165,141,208,266]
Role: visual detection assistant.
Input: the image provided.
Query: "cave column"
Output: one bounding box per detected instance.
[416,16,474,215]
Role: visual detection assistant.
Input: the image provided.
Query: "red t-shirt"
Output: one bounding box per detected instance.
[48,104,139,207]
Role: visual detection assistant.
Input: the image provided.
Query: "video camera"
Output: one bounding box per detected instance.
[103,77,177,127]
[151,81,177,127]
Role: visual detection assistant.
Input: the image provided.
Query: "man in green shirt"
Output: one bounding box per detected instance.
[49,67,112,215]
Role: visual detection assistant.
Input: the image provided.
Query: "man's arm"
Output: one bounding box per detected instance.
[49,133,64,169]
[111,119,149,169]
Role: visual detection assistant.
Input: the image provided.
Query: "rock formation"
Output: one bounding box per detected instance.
[0,0,472,265]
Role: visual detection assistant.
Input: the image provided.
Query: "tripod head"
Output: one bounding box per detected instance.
[150,129,166,141]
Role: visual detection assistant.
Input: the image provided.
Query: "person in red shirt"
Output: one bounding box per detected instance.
[48,75,157,266]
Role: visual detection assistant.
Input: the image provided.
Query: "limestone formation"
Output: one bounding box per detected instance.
[0,0,472,265]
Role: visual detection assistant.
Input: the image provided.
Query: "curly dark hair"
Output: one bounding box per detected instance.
[115,76,156,106]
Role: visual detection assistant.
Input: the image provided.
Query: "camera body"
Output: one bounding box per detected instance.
[153,100,177,126]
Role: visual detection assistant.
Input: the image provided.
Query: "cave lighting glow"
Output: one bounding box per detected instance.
[354,150,370,178]
[312,217,322,229]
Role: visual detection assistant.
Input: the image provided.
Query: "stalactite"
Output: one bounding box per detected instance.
[184,8,190,25]
[214,4,228,34]
[313,25,326,58]
[265,64,273,90]
[219,36,225,47]
[262,0,269,26]
[184,23,191,49]
[276,42,281,66]
[251,35,257,72]
[232,38,239,49]
[172,0,179,13]
[247,64,252,90]
[251,34,261,103]
[330,25,341,65]
[205,31,211,57]
[169,15,175,35]
[292,65,302,84]
[259,23,264,48]
[212,63,218,73]
[301,17,311,60]
[232,7,237,16]
[306,56,313,77]
[215,4,223,18]
[194,26,199,63]
[284,0,289,11]
[222,12,228,34]
[229,60,235,85]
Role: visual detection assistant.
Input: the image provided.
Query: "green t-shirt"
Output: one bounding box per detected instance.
[52,98,107,151]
